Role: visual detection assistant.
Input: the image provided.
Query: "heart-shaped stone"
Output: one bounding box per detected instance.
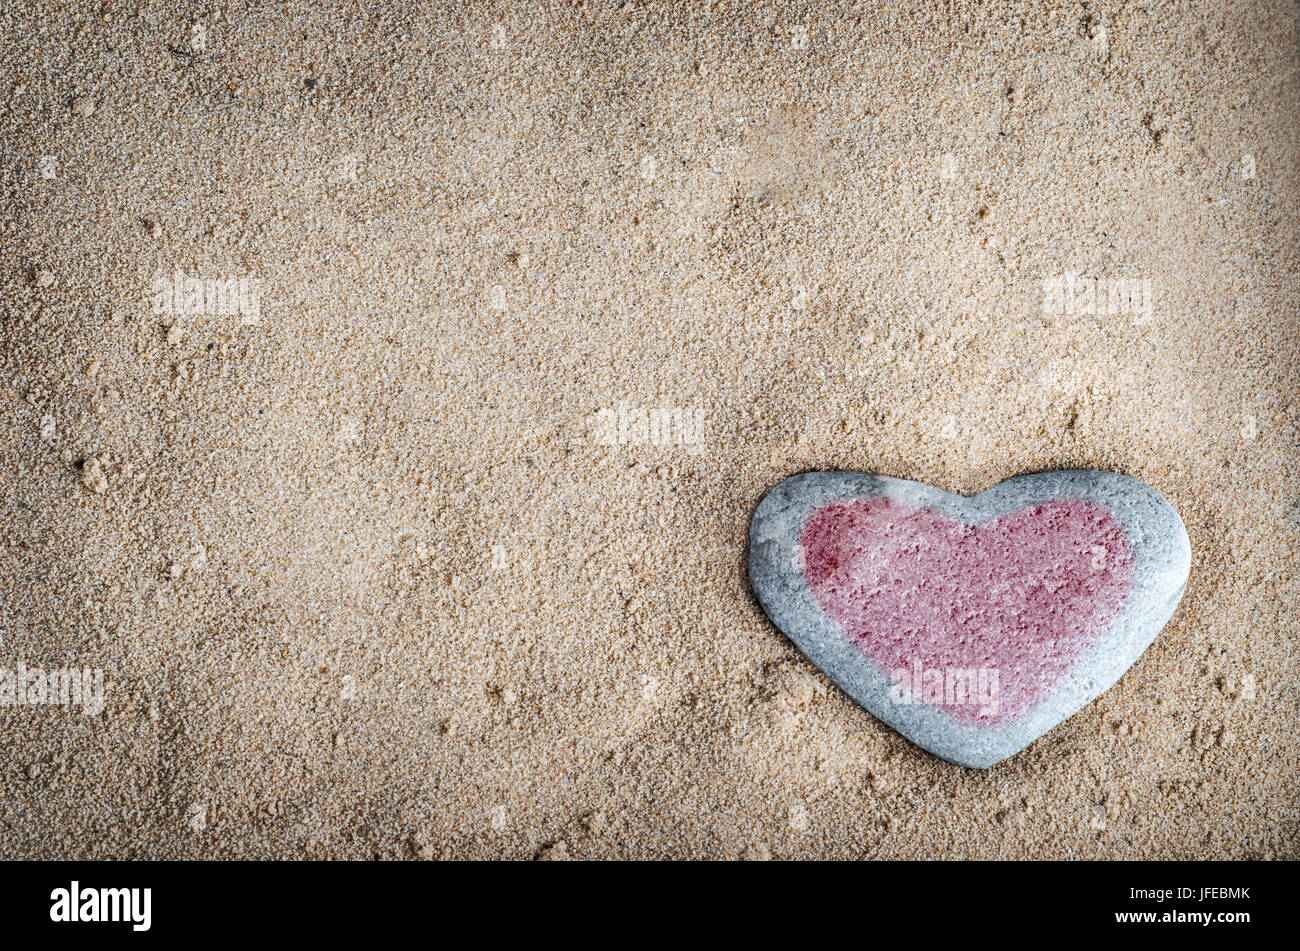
[748,470,1190,768]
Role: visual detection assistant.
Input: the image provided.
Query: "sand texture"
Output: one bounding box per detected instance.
[0,1,1297,859]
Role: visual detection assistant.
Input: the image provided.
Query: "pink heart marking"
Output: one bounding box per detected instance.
[800,498,1134,725]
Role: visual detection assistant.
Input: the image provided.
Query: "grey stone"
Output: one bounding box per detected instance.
[747,470,1191,768]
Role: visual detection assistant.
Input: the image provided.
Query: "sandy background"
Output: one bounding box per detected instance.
[1,1,1296,859]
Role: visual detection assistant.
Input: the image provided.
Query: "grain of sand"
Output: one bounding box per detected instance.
[1,1,1297,859]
